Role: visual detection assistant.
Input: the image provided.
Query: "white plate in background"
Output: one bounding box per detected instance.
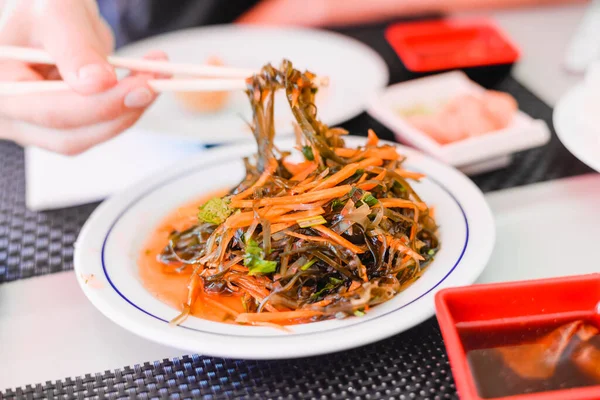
[117,25,388,144]
[554,83,600,173]
[367,71,550,173]
[74,137,494,359]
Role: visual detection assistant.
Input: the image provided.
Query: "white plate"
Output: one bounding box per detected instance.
[117,26,388,143]
[367,71,550,172]
[74,137,495,359]
[554,83,600,172]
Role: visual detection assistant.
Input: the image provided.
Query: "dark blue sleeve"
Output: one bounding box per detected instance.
[97,0,260,48]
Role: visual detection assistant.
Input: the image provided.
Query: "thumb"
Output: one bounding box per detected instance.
[35,0,116,94]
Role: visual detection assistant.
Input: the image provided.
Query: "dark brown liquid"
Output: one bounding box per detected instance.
[459,319,600,398]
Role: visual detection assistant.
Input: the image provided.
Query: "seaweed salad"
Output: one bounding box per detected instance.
[157,60,439,327]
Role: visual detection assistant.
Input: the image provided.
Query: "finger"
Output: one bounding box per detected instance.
[0,60,44,82]
[0,75,157,129]
[34,0,116,94]
[6,109,145,155]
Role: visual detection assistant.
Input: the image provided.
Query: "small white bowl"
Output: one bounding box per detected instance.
[367,71,550,174]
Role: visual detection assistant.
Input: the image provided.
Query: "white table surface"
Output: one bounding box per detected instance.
[0,3,595,391]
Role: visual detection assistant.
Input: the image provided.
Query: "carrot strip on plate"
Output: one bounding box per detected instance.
[312,157,381,191]
[394,169,426,180]
[248,321,292,332]
[357,170,387,191]
[366,129,379,146]
[272,208,325,224]
[379,198,428,211]
[284,160,314,176]
[230,185,352,208]
[385,234,424,261]
[334,147,398,161]
[231,159,277,201]
[235,309,323,323]
[290,162,318,181]
[312,224,366,254]
[271,222,296,234]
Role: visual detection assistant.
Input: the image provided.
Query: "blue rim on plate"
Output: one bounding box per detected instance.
[101,167,469,338]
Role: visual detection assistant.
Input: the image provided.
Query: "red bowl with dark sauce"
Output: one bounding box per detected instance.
[435,274,600,400]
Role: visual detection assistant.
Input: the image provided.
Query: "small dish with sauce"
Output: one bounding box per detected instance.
[435,274,600,400]
[367,71,550,175]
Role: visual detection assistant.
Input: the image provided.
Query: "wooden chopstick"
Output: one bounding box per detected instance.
[0,45,255,78]
[0,45,328,95]
[0,79,248,95]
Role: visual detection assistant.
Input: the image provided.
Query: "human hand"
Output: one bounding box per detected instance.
[0,0,165,155]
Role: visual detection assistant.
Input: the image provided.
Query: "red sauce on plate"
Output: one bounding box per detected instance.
[138,190,245,323]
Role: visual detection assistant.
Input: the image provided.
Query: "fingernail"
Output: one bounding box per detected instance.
[124,87,153,108]
[78,64,114,84]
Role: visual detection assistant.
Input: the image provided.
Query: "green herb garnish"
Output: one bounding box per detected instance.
[244,240,277,275]
[363,193,378,207]
[300,258,317,271]
[198,197,233,225]
[302,145,315,161]
[310,277,343,300]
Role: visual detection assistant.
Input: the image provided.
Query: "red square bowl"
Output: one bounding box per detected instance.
[385,18,520,73]
[435,274,600,400]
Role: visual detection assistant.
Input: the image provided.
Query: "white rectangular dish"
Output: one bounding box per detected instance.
[367,71,551,174]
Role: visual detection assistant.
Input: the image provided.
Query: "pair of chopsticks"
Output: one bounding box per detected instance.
[0,45,255,95]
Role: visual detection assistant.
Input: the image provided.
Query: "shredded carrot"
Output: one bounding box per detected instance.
[310,298,333,307]
[312,157,382,191]
[379,198,428,211]
[249,321,292,332]
[312,224,366,254]
[429,206,436,219]
[295,175,315,187]
[349,281,362,291]
[394,169,425,180]
[366,129,379,146]
[410,208,419,242]
[385,234,424,261]
[334,147,398,160]
[230,264,249,272]
[334,148,360,157]
[271,222,295,234]
[284,160,314,176]
[357,172,368,184]
[357,170,387,191]
[312,163,360,191]
[291,162,318,181]
[356,156,384,169]
[235,310,323,323]
[231,158,277,201]
[226,207,325,229]
[291,168,330,194]
[225,208,288,229]
[230,185,352,208]
[273,208,325,224]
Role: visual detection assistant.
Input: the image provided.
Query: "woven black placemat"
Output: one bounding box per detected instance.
[3,318,457,400]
